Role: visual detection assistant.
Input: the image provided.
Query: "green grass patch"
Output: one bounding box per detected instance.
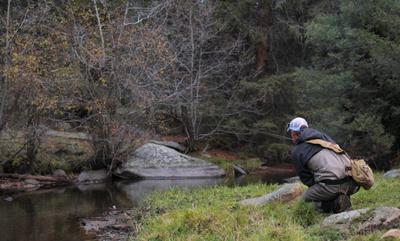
[131,173,400,241]
[352,173,400,209]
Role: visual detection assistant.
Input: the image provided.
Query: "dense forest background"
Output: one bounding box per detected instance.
[1,0,400,172]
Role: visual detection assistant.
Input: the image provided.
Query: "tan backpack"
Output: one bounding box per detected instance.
[306,139,374,190]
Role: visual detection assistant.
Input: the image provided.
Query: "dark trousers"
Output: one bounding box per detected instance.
[302,179,359,211]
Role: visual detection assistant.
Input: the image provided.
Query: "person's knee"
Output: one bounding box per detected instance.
[301,191,313,202]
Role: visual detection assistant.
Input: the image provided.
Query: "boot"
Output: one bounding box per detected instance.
[333,194,352,213]
[321,200,335,213]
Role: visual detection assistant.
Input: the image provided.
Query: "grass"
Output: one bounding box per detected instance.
[130,173,400,241]
[199,156,263,177]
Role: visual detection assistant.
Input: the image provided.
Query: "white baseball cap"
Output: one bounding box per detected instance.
[287,117,308,132]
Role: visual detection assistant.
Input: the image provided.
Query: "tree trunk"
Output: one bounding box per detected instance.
[181,105,196,152]
[256,38,268,72]
[0,173,72,183]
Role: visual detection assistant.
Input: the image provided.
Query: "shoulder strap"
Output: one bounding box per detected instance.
[306,139,345,154]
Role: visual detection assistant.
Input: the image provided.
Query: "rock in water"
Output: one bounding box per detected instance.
[114,143,225,179]
[78,170,108,184]
[81,209,132,240]
[383,169,400,179]
[240,183,304,206]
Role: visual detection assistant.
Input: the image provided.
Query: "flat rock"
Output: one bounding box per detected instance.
[115,143,225,179]
[78,170,108,184]
[150,140,186,152]
[240,183,304,206]
[357,207,400,234]
[322,208,370,226]
[382,229,400,239]
[383,169,400,179]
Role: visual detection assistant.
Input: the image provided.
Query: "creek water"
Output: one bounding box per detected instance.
[0,178,224,241]
[0,171,295,241]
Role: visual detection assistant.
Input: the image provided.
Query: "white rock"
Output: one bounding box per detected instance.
[383,169,400,179]
[322,208,370,226]
[240,183,304,206]
[115,143,225,179]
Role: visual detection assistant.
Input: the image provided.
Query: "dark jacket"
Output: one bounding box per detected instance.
[291,128,336,187]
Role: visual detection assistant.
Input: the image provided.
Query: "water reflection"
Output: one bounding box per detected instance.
[229,173,297,186]
[116,178,224,205]
[0,174,294,241]
[0,178,225,241]
[0,185,131,241]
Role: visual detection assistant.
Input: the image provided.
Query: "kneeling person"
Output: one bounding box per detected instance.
[287,117,359,213]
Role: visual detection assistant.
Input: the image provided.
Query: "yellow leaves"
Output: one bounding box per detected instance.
[52,66,79,79]
[3,65,19,80]
[99,76,107,86]
[33,98,58,111]
[74,6,95,23]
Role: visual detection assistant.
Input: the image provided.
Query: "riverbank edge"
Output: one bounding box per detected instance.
[80,159,298,241]
[0,154,269,194]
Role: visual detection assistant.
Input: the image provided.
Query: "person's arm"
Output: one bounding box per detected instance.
[299,170,315,187]
[291,148,315,187]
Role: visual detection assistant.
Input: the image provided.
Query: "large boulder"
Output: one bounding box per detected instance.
[149,140,186,153]
[357,207,400,234]
[240,183,304,206]
[322,206,400,235]
[114,143,225,179]
[0,129,94,173]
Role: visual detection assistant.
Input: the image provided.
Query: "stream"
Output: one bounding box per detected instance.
[0,178,224,241]
[0,172,294,241]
